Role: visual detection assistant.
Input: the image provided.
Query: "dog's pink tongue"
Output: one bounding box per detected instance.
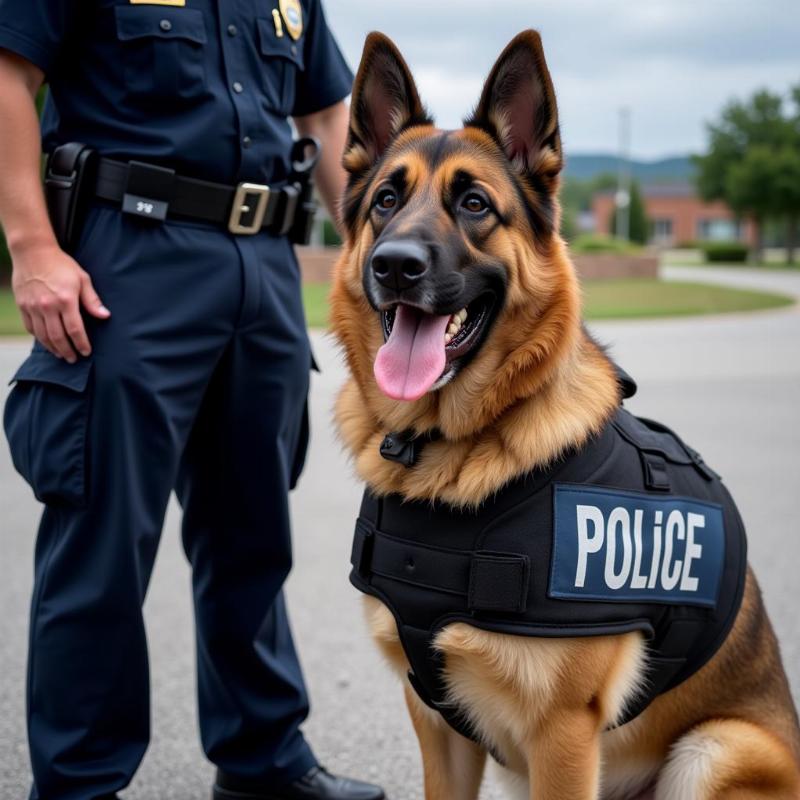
[374,305,450,401]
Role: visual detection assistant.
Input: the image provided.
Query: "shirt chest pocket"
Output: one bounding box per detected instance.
[115,6,208,103]
[257,19,305,115]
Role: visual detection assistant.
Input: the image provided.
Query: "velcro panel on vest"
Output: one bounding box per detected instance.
[469,553,529,613]
[353,522,529,614]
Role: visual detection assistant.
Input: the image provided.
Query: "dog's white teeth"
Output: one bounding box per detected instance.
[446,310,467,342]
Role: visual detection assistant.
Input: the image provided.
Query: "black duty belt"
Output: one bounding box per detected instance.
[94,157,301,235]
[44,140,321,248]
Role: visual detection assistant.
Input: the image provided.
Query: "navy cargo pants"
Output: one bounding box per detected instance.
[4,205,318,800]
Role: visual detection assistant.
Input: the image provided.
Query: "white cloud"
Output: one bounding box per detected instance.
[322,0,800,159]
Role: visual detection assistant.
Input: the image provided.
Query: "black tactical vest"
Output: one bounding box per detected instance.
[349,403,747,743]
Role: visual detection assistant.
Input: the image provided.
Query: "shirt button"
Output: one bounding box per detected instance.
[227,24,238,36]
[233,81,244,94]
[242,136,252,148]
[291,45,297,55]
[159,19,172,32]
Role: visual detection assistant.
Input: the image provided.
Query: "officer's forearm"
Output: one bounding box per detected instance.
[294,100,349,231]
[0,51,56,257]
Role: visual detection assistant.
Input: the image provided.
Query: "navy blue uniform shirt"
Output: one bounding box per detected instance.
[0,0,353,183]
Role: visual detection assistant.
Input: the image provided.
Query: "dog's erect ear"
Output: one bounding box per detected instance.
[466,31,562,183]
[344,32,432,175]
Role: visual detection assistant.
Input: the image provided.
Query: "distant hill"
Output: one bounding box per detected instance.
[564,154,694,183]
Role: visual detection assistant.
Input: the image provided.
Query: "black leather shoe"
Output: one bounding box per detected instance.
[212,766,385,800]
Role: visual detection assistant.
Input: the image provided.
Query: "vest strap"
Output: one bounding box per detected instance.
[641,452,671,491]
[350,518,375,579]
[612,410,720,483]
[352,520,530,614]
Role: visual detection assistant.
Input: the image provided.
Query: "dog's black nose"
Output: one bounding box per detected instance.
[370,240,430,291]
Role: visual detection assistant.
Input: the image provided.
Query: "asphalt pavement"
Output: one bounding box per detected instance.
[1,266,798,799]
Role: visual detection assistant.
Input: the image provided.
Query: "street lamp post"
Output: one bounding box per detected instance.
[615,106,631,242]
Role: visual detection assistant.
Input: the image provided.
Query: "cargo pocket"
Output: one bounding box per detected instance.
[115,6,208,103]
[257,19,305,115]
[3,352,93,508]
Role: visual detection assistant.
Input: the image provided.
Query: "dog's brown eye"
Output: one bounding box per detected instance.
[461,193,488,214]
[375,189,397,211]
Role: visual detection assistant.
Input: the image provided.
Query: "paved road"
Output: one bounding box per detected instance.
[1,267,798,799]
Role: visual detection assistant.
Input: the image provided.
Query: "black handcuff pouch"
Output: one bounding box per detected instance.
[44,143,99,252]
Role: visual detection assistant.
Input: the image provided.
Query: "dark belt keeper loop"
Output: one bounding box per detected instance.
[277,184,300,237]
[126,161,176,200]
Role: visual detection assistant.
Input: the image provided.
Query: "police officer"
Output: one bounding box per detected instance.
[0,2,384,799]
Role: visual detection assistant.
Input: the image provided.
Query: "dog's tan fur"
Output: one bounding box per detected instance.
[331,30,800,799]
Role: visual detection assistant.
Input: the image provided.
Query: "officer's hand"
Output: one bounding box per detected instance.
[11,243,111,363]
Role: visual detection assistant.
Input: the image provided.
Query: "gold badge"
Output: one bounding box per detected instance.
[129,0,187,5]
[278,0,303,41]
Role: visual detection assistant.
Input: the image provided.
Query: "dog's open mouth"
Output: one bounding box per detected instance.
[374,294,495,401]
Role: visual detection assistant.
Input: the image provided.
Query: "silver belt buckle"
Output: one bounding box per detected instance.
[228,182,270,235]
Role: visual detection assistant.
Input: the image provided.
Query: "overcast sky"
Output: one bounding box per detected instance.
[323,1,800,160]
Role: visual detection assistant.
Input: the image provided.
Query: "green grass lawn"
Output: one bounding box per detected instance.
[0,288,23,336]
[0,279,792,337]
[302,282,331,329]
[581,279,792,319]
[302,279,792,328]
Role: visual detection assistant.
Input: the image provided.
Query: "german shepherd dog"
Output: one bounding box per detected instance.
[330,31,800,799]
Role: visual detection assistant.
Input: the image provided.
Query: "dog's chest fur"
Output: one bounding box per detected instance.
[363,595,660,797]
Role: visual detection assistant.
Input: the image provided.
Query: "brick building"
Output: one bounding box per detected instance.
[592,183,755,247]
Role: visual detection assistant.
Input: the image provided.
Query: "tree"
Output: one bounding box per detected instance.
[725,145,800,263]
[694,87,800,263]
[559,204,578,242]
[777,91,800,263]
[609,179,649,245]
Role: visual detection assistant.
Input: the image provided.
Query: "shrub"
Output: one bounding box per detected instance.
[560,206,578,242]
[571,234,643,255]
[701,241,749,263]
[322,218,342,247]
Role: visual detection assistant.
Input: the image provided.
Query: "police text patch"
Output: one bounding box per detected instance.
[549,484,725,607]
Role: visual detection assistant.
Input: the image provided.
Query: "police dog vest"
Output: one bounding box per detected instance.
[349,406,747,743]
